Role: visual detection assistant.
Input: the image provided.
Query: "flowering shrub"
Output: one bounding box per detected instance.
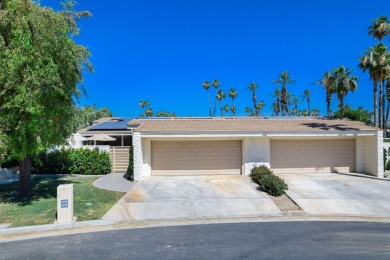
[32,148,111,175]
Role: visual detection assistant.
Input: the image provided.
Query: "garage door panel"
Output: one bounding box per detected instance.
[152,141,241,175]
[271,139,355,173]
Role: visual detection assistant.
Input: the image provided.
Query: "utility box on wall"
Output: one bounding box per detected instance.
[57,184,74,223]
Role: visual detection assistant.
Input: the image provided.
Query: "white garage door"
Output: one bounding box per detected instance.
[151,141,242,176]
[270,139,355,173]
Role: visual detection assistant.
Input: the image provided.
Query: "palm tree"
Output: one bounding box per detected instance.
[272,101,279,116]
[293,95,299,116]
[256,101,265,116]
[271,71,295,116]
[245,107,255,117]
[202,81,212,116]
[313,71,335,117]
[223,104,229,116]
[301,89,311,116]
[271,88,281,116]
[228,88,238,116]
[212,79,220,116]
[139,100,150,116]
[311,108,320,116]
[359,43,389,127]
[231,105,237,116]
[333,66,358,119]
[246,82,259,116]
[145,108,154,117]
[216,89,225,117]
[369,16,390,42]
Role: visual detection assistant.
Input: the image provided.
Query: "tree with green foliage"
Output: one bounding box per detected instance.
[228,88,238,116]
[271,88,281,116]
[0,0,93,197]
[246,82,259,116]
[271,71,295,116]
[314,71,335,117]
[332,66,358,119]
[156,111,176,117]
[216,89,225,116]
[73,105,112,131]
[256,101,265,116]
[211,79,220,117]
[138,100,151,117]
[301,89,311,116]
[333,105,372,125]
[368,15,390,42]
[223,104,229,116]
[202,81,212,116]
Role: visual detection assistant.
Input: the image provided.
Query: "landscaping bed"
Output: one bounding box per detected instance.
[0,176,124,227]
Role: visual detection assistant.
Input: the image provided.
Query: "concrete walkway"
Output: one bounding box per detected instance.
[102,175,281,222]
[93,173,136,193]
[281,173,390,217]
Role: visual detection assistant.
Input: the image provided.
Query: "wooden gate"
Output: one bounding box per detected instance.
[110,146,130,173]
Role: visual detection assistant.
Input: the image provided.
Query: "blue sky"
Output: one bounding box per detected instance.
[42,0,390,117]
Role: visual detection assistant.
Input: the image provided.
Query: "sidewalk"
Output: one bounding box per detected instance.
[92,172,136,192]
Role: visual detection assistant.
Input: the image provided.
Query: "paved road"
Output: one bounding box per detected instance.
[1,221,390,259]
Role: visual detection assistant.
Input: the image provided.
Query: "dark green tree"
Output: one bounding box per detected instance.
[0,0,93,196]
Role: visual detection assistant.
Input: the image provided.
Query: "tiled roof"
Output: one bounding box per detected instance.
[131,117,379,133]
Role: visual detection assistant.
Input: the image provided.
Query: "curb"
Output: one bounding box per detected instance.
[1,214,390,243]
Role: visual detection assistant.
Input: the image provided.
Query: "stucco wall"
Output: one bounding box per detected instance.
[133,132,143,180]
[364,131,383,177]
[242,138,270,175]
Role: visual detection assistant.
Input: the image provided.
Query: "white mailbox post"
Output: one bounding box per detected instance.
[57,184,74,223]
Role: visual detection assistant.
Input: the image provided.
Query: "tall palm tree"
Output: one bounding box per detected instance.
[212,79,220,117]
[145,108,154,117]
[246,82,259,116]
[301,89,311,116]
[311,108,320,116]
[202,81,212,117]
[223,104,229,116]
[231,105,237,116]
[368,15,390,42]
[256,101,265,116]
[272,101,279,116]
[271,71,295,116]
[293,95,299,116]
[359,43,389,127]
[313,71,335,117]
[216,89,225,117]
[228,88,238,116]
[271,88,281,116]
[245,107,254,117]
[139,100,150,117]
[333,66,358,119]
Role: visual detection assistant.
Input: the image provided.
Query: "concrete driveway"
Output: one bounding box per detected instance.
[280,173,390,216]
[102,175,281,222]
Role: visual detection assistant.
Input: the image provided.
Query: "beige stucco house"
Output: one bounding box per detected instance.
[129,117,383,180]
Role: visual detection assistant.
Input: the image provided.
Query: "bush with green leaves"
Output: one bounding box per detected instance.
[249,165,288,196]
[126,146,134,181]
[386,159,390,171]
[32,148,111,175]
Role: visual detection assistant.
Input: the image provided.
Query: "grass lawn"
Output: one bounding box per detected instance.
[0,176,125,227]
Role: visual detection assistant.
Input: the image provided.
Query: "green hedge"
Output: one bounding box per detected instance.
[32,148,111,175]
[250,165,288,196]
[126,146,134,181]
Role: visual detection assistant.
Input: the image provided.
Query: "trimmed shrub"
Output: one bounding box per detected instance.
[386,159,390,171]
[250,165,273,183]
[126,146,134,181]
[32,148,111,175]
[256,173,288,196]
[249,165,288,196]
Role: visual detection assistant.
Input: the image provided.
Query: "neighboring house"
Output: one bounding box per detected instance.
[75,117,137,172]
[128,117,383,180]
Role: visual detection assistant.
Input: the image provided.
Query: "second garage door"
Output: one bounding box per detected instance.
[270,139,355,173]
[151,140,242,176]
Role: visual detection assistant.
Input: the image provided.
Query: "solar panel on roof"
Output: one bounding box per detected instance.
[88,118,134,130]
